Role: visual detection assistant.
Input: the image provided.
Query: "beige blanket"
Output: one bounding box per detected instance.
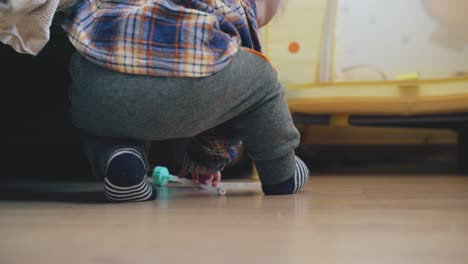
[0,0,78,55]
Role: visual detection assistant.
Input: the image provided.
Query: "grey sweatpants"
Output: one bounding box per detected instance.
[69,49,300,184]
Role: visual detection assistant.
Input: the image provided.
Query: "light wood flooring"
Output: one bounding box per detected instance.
[1,174,468,264]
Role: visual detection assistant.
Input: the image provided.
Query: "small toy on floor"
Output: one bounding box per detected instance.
[152,166,228,196]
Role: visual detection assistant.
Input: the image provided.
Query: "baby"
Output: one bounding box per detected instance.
[63,0,310,202]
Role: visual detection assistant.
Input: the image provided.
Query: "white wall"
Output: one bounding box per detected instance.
[334,0,468,81]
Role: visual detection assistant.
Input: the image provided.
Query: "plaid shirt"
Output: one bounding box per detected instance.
[63,0,261,77]
[63,0,263,174]
[182,134,241,175]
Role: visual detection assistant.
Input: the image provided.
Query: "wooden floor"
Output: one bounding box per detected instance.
[1,174,468,264]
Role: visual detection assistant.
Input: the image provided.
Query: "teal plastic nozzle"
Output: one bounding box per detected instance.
[152,166,171,187]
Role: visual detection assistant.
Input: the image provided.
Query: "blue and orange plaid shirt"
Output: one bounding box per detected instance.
[63,0,263,174]
[63,0,261,77]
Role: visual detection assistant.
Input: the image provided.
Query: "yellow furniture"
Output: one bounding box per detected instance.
[261,0,468,173]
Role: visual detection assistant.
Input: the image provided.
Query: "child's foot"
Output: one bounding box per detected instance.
[104,149,157,202]
[262,156,309,195]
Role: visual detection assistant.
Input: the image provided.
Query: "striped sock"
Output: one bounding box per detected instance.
[262,156,310,195]
[104,148,157,202]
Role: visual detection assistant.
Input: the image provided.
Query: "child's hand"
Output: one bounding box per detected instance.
[197,171,222,187]
[255,0,284,27]
[179,171,222,187]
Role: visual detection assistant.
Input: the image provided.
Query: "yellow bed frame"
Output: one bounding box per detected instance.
[262,0,468,116]
[260,0,468,173]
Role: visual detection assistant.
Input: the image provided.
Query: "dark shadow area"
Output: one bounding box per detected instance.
[1,14,91,181]
[297,144,460,176]
[0,181,106,203]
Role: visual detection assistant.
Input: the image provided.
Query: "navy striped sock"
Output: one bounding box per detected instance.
[262,156,310,195]
[104,148,156,202]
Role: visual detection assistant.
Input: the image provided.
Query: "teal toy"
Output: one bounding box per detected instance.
[152,166,177,186]
[152,166,227,196]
